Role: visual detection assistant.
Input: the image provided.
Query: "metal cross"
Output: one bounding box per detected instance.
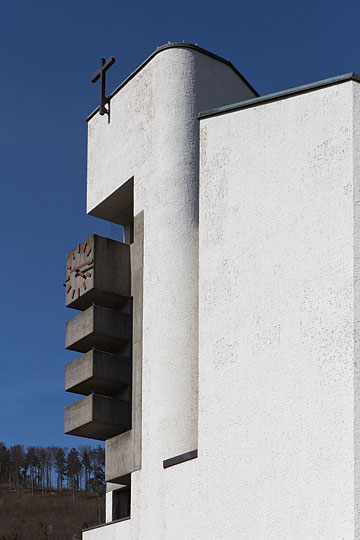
[91,57,115,116]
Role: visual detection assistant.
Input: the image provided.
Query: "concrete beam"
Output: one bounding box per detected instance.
[64,393,131,440]
[65,305,131,353]
[65,349,131,396]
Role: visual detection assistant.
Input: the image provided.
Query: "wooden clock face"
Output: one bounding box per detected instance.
[65,240,94,304]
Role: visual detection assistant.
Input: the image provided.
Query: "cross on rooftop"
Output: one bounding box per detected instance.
[91,57,115,116]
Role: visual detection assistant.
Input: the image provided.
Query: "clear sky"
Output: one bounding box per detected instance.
[1,0,359,449]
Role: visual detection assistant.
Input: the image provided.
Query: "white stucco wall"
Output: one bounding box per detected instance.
[87,45,255,463]
[84,46,360,540]
[105,491,112,523]
[84,45,255,540]
[353,81,360,540]
[198,81,356,540]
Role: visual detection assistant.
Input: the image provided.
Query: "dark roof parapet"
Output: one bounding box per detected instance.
[198,72,360,120]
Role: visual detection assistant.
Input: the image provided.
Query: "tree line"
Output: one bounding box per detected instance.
[0,443,105,497]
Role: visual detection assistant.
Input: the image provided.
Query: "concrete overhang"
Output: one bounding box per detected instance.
[65,349,131,396]
[64,394,131,441]
[65,305,131,353]
[87,177,133,227]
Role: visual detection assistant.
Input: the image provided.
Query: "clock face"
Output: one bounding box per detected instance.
[65,239,94,305]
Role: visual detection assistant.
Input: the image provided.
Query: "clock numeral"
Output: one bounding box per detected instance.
[86,272,92,277]
[86,248,92,257]
[82,282,87,291]
[83,242,87,253]
[78,244,81,253]
[72,252,76,260]
[77,288,80,298]
[67,284,72,294]
[65,276,70,283]
[67,265,72,270]
[72,289,76,299]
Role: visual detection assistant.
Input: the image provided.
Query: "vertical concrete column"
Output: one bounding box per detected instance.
[133,48,257,463]
[138,49,200,460]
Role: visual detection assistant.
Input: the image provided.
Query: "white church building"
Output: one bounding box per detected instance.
[65,43,360,540]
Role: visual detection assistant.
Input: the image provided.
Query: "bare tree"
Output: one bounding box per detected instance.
[53,447,66,491]
[78,445,91,493]
[0,443,105,498]
[88,446,105,495]
[0,442,9,492]
[38,447,47,495]
[66,448,82,500]
[9,445,25,493]
[45,447,53,491]
[26,446,39,495]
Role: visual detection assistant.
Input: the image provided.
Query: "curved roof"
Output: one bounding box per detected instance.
[87,42,258,121]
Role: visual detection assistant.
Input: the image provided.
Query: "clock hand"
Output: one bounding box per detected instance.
[70,259,93,273]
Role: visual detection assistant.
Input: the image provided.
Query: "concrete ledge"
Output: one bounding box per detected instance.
[163,449,198,469]
[65,350,131,396]
[64,394,131,440]
[82,516,130,533]
[65,305,131,353]
[88,178,133,227]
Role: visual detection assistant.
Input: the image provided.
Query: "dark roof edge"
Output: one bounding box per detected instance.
[198,72,360,120]
[82,516,130,532]
[86,43,258,122]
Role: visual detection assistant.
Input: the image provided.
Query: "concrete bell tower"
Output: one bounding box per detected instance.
[64,43,360,540]
[65,42,257,534]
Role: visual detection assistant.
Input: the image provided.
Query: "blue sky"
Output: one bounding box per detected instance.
[1,0,359,449]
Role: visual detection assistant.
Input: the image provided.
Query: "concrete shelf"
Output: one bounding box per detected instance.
[65,305,131,353]
[65,349,131,396]
[64,393,131,440]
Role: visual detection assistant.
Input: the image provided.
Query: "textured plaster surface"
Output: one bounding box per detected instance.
[87,46,254,476]
[198,82,355,540]
[84,50,359,540]
[85,46,255,538]
[354,81,360,539]
[105,491,112,523]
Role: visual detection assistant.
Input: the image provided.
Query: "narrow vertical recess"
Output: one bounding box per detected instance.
[111,474,131,521]
[105,210,143,482]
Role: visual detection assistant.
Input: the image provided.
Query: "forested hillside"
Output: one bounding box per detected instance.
[0,442,105,540]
